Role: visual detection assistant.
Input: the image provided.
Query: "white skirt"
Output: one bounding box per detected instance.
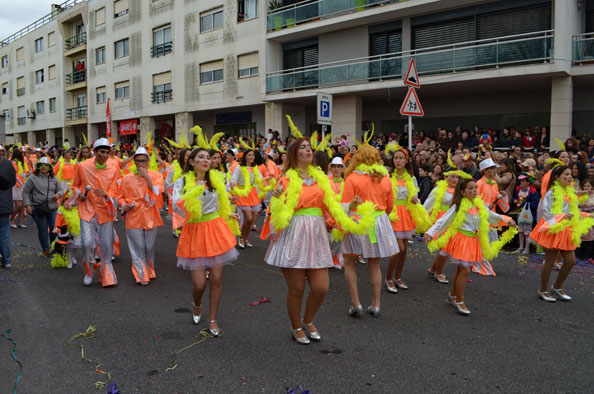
[12,185,22,201]
[265,215,333,269]
[341,213,399,259]
[177,248,239,270]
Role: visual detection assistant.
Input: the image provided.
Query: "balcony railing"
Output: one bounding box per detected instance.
[267,0,401,31]
[65,70,86,85]
[66,105,87,121]
[16,88,25,96]
[65,32,86,50]
[151,90,173,103]
[267,30,554,93]
[17,117,25,125]
[151,42,172,57]
[573,33,594,64]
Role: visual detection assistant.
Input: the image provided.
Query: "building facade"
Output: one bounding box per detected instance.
[1,0,593,146]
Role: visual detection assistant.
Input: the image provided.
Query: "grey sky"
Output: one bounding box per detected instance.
[0,1,57,42]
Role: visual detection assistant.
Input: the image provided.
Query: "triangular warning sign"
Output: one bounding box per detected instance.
[404,58,420,88]
[399,87,424,116]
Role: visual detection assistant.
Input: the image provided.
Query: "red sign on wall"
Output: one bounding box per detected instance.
[119,119,138,135]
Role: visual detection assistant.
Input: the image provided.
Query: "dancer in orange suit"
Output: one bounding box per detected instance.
[72,138,121,287]
[118,147,164,285]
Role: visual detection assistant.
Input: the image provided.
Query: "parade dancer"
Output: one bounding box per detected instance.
[118,147,164,285]
[424,160,471,284]
[328,156,345,269]
[340,142,399,317]
[72,138,121,287]
[165,148,191,238]
[385,142,431,291]
[52,191,82,269]
[530,166,594,302]
[424,178,517,315]
[173,147,240,336]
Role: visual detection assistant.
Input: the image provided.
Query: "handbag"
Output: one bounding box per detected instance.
[33,176,52,214]
[518,203,533,225]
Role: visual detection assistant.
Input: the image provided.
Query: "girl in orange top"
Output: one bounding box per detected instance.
[10,149,28,228]
[341,145,399,317]
[530,165,594,302]
[266,138,366,344]
[173,148,240,336]
[53,150,77,185]
[230,149,262,249]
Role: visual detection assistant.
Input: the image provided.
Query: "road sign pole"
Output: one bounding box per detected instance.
[408,116,412,151]
[322,124,327,139]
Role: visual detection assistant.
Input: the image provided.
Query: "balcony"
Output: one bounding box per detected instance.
[267,30,554,93]
[573,33,594,65]
[267,0,402,32]
[17,117,25,125]
[66,105,87,121]
[16,88,25,96]
[151,42,172,57]
[65,70,86,86]
[65,32,86,50]
[151,89,173,103]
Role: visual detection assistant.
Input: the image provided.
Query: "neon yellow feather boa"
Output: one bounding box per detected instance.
[354,163,389,177]
[428,180,449,224]
[180,171,206,222]
[211,170,240,236]
[389,170,431,232]
[427,197,517,261]
[269,165,377,236]
[171,161,183,183]
[58,206,81,237]
[548,181,594,246]
[230,166,254,197]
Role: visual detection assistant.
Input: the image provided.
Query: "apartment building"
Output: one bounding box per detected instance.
[0,0,267,146]
[264,0,594,142]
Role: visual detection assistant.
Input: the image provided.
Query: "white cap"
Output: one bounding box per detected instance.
[36,156,53,168]
[330,157,344,166]
[133,147,149,158]
[34,147,42,152]
[93,138,110,150]
[479,158,499,171]
[231,148,238,155]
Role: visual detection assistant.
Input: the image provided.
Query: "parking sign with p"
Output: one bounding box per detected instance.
[317,93,332,126]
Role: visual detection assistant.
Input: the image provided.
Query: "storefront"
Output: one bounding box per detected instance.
[119,119,138,144]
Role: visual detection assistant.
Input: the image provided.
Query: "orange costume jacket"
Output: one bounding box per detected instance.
[72,158,121,224]
[477,176,509,212]
[117,171,164,230]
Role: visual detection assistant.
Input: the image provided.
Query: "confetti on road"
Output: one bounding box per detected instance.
[1,329,23,394]
[66,325,112,389]
[250,297,271,306]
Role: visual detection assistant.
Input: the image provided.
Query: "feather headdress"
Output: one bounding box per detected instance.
[310,131,333,157]
[355,124,375,147]
[239,137,256,151]
[443,149,472,179]
[286,115,303,139]
[554,138,565,152]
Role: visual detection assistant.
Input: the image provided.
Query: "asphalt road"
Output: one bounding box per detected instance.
[1,214,593,394]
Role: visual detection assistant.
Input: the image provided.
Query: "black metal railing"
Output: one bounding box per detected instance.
[151,89,173,103]
[65,70,86,85]
[65,32,86,50]
[66,105,87,121]
[151,42,172,57]
[16,88,25,96]
[17,117,25,125]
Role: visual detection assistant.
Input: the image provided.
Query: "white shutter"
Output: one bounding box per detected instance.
[153,71,172,86]
[114,0,129,15]
[96,8,106,26]
[238,53,258,69]
[115,80,129,89]
[201,60,223,72]
[48,32,56,47]
[16,77,24,89]
[16,47,24,61]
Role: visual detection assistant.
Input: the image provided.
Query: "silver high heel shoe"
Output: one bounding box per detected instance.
[453,301,471,315]
[208,320,221,337]
[192,302,202,325]
[367,305,380,318]
[291,328,310,345]
[385,279,398,294]
[448,293,456,306]
[394,278,408,290]
[348,304,363,317]
[550,287,571,301]
[302,321,321,341]
[434,274,449,284]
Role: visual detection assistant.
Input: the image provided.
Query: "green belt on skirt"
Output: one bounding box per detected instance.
[459,229,477,238]
[294,207,323,216]
[188,212,219,224]
[439,204,450,212]
[368,210,386,244]
[394,200,407,206]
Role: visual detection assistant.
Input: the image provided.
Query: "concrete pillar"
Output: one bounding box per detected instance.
[27,131,34,146]
[46,129,55,146]
[265,102,284,137]
[553,0,583,71]
[550,76,573,143]
[175,112,193,143]
[401,17,411,52]
[139,116,155,145]
[332,95,363,143]
[62,127,75,148]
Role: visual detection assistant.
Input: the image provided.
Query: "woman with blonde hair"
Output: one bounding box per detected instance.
[341,143,399,317]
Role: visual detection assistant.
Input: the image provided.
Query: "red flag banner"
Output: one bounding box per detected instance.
[106,98,112,138]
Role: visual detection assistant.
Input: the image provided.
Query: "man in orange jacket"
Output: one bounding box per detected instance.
[72,138,121,287]
[118,147,164,285]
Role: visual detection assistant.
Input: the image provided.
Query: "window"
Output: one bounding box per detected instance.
[2,110,8,120]
[36,101,45,115]
[114,0,129,17]
[35,37,44,53]
[48,65,56,80]
[200,60,224,84]
[17,106,25,125]
[16,47,24,61]
[35,69,44,84]
[16,76,24,96]
[1,56,7,68]
[238,53,259,78]
[1,83,6,95]
[115,39,129,58]
[115,81,129,99]
[49,98,56,113]
[96,86,106,103]
[201,8,223,33]
[96,47,105,64]
[48,32,55,47]
[95,7,106,26]
[152,72,172,103]
[238,0,257,21]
